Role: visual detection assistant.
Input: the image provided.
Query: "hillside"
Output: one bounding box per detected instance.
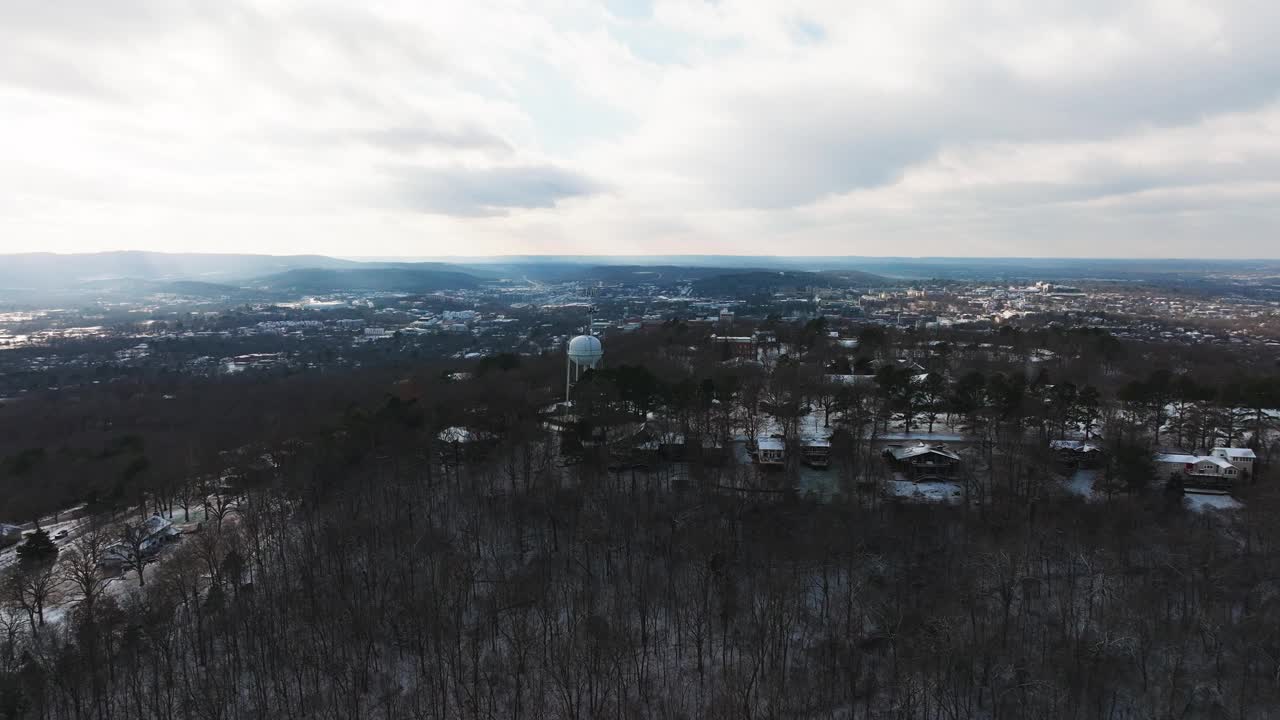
[0,251,360,289]
[254,267,480,293]
[692,269,884,296]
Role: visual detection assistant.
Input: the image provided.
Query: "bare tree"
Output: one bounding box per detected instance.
[61,523,113,621]
[8,562,59,628]
[201,474,237,531]
[118,521,151,587]
[0,604,25,665]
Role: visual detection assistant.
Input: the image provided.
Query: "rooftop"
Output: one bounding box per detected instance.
[1213,447,1256,459]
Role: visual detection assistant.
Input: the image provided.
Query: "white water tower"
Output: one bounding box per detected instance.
[565,334,603,401]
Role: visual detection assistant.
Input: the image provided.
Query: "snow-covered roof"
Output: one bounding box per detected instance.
[1050,440,1101,453]
[1200,456,1234,469]
[757,438,785,451]
[437,426,486,444]
[1213,447,1256,459]
[888,443,960,461]
[1155,453,1199,464]
[140,514,172,538]
[825,374,875,385]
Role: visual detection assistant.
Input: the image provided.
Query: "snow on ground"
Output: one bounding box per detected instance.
[0,507,92,571]
[877,432,967,442]
[1184,493,1243,514]
[41,605,72,627]
[1064,470,1099,500]
[886,473,963,503]
[735,413,977,445]
[797,465,837,499]
[728,440,838,498]
[2,501,227,629]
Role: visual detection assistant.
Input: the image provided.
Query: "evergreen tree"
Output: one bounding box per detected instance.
[15,529,57,569]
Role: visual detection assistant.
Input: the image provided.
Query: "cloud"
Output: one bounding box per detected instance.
[2,0,1280,256]
[389,164,603,217]
[357,125,512,154]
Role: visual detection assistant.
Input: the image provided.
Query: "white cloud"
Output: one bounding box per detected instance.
[1,0,1279,257]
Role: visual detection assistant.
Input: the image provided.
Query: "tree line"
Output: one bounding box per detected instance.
[0,321,1278,718]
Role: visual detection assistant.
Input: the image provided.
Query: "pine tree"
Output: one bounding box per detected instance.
[15,529,57,568]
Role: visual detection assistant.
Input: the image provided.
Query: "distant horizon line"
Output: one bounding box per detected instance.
[3,249,1278,262]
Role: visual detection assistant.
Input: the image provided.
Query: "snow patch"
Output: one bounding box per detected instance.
[1064,469,1098,500]
[1183,493,1243,514]
[877,432,966,442]
[886,479,963,503]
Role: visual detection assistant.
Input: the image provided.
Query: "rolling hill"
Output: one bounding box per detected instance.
[0,251,361,290]
[691,269,885,296]
[252,267,480,294]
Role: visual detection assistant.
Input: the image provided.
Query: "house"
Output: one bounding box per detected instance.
[1212,446,1256,477]
[1154,453,1198,484]
[891,357,927,374]
[883,442,961,481]
[437,426,485,444]
[1190,456,1235,476]
[610,425,660,470]
[801,437,831,468]
[617,422,716,464]
[1155,453,1238,492]
[436,425,497,462]
[825,373,877,387]
[756,437,786,466]
[136,515,179,552]
[712,335,757,360]
[1050,439,1103,467]
[102,514,180,567]
[1187,456,1238,491]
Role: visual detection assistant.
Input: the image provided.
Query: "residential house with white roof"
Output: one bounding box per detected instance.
[1155,451,1240,492]
[1212,446,1256,477]
[883,442,961,481]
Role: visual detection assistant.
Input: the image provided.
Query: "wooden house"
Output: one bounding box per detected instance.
[1050,439,1103,468]
[883,442,961,481]
[756,437,786,466]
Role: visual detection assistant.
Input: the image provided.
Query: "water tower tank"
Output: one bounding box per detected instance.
[567,334,603,369]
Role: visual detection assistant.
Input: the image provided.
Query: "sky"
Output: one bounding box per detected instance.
[2,0,1280,258]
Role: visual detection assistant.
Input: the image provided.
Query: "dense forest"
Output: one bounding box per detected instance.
[1,322,1279,719]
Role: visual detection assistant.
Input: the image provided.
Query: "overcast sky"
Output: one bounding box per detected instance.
[3,0,1280,258]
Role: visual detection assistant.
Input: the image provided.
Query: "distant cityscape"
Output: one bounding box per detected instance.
[2,255,1278,390]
